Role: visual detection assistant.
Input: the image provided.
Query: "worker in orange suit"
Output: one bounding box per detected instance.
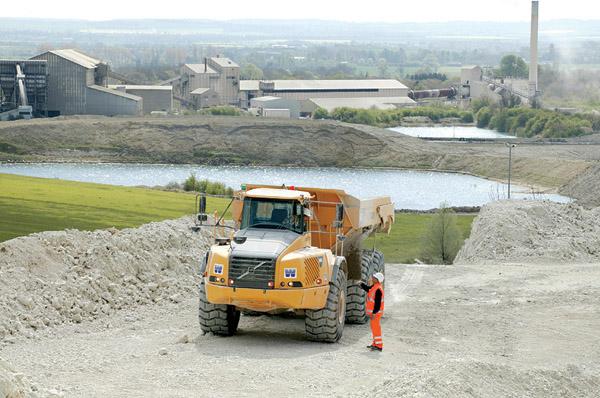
[361,272,385,352]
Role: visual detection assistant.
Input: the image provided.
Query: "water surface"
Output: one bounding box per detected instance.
[389,126,516,140]
[0,163,570,210]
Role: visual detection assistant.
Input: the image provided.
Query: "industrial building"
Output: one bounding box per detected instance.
[31,49,142,116]
[250,96,302,118]
[180,57,240,107]
[240,79,410,109]
[461,1,540,106]
[245,81,415,118]
[0,60,47,120]
[108,85,173,114]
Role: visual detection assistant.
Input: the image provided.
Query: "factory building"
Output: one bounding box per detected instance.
[239,79,410,109]
[190,88,219,109]
[108,85,173,113]
[31,49,142,116]
[0,60,48,120]
[461,2,540,106]
[180,56,240,107]
[250,96,302,118]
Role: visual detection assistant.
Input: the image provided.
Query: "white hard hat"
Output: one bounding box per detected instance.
[373,272,384,283]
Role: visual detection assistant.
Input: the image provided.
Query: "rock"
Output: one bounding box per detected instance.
[169,294,182,303]
[176,334,190,344]
[16,295,33,309]
[158,348,168,356]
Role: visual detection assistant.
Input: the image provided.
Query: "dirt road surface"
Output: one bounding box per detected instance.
[2,263,599,397]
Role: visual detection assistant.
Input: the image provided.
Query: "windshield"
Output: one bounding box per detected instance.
[240,198,305,234]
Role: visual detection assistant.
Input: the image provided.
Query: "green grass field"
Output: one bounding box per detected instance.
[0,173,230,242]
[365,213,476,264]
[0,173,476,264]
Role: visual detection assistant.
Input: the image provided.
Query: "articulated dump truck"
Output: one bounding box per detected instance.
[197,184,394,342]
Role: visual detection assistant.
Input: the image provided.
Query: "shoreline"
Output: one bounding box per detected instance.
[0,161,565,197]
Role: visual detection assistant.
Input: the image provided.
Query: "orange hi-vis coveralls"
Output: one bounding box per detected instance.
[365,282,385,349]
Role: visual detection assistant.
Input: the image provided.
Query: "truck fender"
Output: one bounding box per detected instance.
[330,256,347,286]
[199,251,209,281]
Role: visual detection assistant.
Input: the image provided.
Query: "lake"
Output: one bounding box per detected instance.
[389,126,516,140]
[0,163,570,210]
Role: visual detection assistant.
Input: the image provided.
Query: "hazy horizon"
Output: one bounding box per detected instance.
[7,0,600,23]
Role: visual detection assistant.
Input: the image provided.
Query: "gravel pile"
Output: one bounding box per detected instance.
[0,356,39,398]
[560,162,600,209]
[456,200,600,264]
[0,217,212,341]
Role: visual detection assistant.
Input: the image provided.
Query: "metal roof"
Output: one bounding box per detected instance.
[190,88,212,95]
[272,79,407,90]
[108,85,172,91]
[250,96,283,102]
[49,49,102,69]
[240,80,260,91]
[210,57,239,68]
[240,79,407,91]
[88,85,142,101]
[184,64,217,74]
[309,97,415,112]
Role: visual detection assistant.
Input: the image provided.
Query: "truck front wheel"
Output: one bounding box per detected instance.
[305,268,347,343]
[198,282,240,336]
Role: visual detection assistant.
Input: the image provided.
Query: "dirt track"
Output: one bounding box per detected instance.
[2,262,599,397]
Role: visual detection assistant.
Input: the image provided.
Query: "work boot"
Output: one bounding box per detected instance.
[372,346,383,352]
[367,345,376,350]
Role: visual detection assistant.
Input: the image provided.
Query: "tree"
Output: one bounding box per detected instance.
[420,204,462,265]
[499,55,529,79]
[240,63,264,80]
[313,107,329,119]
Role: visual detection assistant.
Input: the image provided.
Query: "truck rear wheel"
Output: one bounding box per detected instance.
[373,249,385,290]
[305,268,347,343]
[345,249,383,324]
[198,282,240,336]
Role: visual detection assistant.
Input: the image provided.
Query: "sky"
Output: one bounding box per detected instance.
[9,0,600,22]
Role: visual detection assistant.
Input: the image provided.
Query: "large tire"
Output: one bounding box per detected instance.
[305,269,347,343]
[373,250,385,290]
[198,282,240,336]
[345,249,383,324]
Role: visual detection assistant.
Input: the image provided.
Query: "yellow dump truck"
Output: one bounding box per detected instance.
[197,184,394,342]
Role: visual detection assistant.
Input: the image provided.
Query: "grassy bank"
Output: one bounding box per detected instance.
[0,173,230,242]
[366,213,476,264]
[1,174,476,264]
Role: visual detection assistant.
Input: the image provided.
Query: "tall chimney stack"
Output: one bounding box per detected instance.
[529,0,539,100]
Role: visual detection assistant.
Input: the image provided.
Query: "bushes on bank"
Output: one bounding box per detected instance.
[319,106,473,127]
[475,106,596,138]
[198,106,243,116]
[183,174,234,196]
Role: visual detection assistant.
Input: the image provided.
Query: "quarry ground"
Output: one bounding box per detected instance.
[2,263,599,397]
[1,115,599,207]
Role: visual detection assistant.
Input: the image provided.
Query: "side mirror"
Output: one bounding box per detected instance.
[199,195,207,214]
[333,203,344,228]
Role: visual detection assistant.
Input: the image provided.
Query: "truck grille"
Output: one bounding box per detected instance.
[229,256,276,289]
[304,257,321,286]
